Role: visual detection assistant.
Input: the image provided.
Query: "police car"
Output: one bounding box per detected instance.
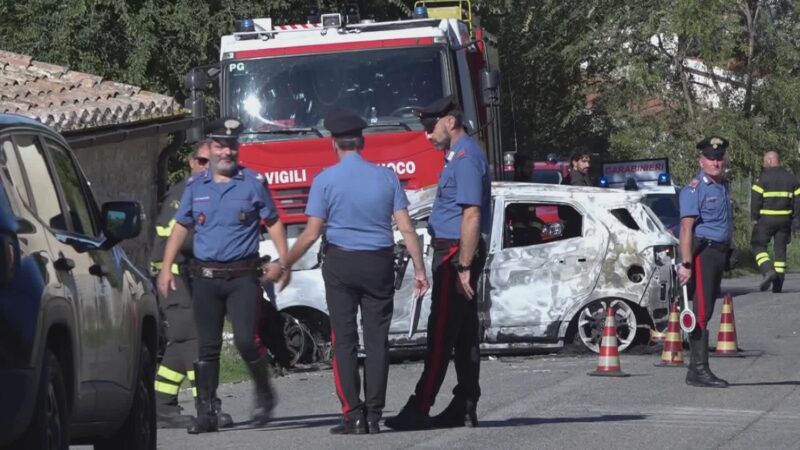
[599,158,680,237]
[266,182,678,358]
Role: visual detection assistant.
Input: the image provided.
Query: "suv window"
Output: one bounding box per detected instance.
[503,202,583,249]
[14,135,66,230]
[1,137,32,208]
[46,139,98,237]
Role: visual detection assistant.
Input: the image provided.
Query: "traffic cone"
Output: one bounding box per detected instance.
[588,306,630,377]
[713,294,740,356]
[654,304,684,367]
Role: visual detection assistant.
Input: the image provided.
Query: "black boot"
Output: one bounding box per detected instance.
[686,332,728,388]
[187,361,220,434]
[213,397,234,428]
[330,409,368,435]
[156,403,195,429]
[245,355,277,426]
[430,396,478,428]
[384,395,432,431]
[772,275,784,293]
[760,269,778,292]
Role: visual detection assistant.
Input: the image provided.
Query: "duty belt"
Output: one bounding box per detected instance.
[694,238,731,253]
[191,258,260,279]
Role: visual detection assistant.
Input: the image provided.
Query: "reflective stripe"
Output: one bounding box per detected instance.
[776,267,785,274]
[155,381,180,395]
[192,387,197,397]
[756,254,770,266]
[763,191,793,198]
[150,261,180,275]
[795,187,800,196]
[760,209,792,215]
[187,370,195,381]
[156,219,177,237]
[775,261,786,267]
[752,185,764,194]
[157,365,185,383]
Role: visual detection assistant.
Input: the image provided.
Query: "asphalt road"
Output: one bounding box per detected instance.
[152,274,800,450]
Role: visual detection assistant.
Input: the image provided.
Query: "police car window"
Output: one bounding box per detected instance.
[503,203,583,249]
[46,140,98,237]
[1,138,32,208]
[13,135,66,231]
[532,170,562,184]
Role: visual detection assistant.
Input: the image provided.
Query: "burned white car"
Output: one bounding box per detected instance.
[263,182,678,360]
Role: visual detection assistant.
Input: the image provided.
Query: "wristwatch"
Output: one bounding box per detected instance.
[456,263,471,273]
[681,261,692,269]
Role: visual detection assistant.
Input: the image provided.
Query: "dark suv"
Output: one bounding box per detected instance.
[0,114,159,449]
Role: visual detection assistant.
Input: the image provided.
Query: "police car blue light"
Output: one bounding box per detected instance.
[235,18,255,32]
[413,6,429,18]
[658,172,670,185]
[598,176,609,187]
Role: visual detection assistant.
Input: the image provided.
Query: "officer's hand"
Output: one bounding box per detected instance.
[261,262,283,283]
[156,270,176,299]
[677,266,692,286]
[278,269,292,292]
[456,271,475,300]
[413,269,429,299]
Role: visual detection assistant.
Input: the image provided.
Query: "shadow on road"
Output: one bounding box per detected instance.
[728,380,800,387]
[219,413,342,432]
[479,414,646,428]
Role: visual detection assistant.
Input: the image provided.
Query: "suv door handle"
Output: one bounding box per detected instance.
[54,257,75,271]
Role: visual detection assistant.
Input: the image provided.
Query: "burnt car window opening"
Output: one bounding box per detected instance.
[1,138,32,208]
[46,140,98,237]
[609,208,640,230]
[14,135,65,230]
[532,170,562,184]
[225,46,449,139]
[503,203,583,249]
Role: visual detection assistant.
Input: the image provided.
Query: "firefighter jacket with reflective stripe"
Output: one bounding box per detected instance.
[751,166,800,221]
[150,178,194,274]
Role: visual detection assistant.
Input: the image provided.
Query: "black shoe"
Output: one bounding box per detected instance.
[772,276,784,293]
[685,332,728,388]
[211,397,234,428]
[187,361,220,434]
[384,396,431,431]
[157,408,195,429]
[430,397,479,428]
[367,420,381,434]
[760,270,778,292]
[245,355,277,426]
[330,417,368,435]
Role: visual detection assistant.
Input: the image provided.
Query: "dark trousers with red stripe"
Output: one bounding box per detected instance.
[413,240,486,415]
[322,246,395,422]
[688,241,727,336]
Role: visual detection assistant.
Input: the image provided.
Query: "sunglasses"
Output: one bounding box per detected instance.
[194,157,209,165]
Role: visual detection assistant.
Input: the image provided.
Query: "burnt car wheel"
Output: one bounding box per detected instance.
[15,350,69,450]
[95,345,156,450]
[576,299,638,353]
[282,312,310,366]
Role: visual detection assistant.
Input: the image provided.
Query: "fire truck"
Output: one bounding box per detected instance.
[184,1,503,363]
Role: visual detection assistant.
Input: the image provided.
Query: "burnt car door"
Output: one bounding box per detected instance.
[483,198,607,342]
[42,137,133,408]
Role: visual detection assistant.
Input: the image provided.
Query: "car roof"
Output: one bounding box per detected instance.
[0,113,52,133]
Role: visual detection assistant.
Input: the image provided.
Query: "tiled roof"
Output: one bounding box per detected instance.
[0,50,187,133]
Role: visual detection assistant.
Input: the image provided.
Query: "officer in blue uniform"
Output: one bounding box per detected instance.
[386,97,491,430]
[157,118,289,433]
[677,136,732,389]
[280,109,428,434]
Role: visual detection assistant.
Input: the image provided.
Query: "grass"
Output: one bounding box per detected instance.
[219,321,251,384]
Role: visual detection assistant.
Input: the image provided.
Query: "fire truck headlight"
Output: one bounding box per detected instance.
[243,96,262,116]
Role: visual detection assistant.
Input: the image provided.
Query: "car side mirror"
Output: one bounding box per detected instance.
[101,201,142,248]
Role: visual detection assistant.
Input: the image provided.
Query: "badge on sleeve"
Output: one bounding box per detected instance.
[197,212,206,225]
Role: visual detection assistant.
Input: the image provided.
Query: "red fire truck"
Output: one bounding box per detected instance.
[188,1,503,234]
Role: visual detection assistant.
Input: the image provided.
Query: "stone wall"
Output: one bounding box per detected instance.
[71,134,167,271]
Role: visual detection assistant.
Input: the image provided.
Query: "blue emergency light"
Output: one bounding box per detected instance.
[598,177,609,187]
[658,172,670,185]
[235,18,255,32]
[413,6,429,19]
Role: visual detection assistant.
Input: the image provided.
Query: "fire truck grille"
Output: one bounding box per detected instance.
[273,187,310,215]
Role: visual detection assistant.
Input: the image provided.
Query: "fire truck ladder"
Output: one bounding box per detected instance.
[414,0,473,34]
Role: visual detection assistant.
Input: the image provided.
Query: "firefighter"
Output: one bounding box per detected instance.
[750,150,800,293]
[156,118,289,434]
[280,109,428,434]
[385,97,491,430]
[150,140,233,429]
[562,147,593,186]
[677,136,733,388]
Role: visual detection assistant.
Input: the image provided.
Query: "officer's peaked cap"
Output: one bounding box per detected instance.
[417,96,458,132]
[324,108,367,138]
[696,136,729,159]
[206,117,242,140]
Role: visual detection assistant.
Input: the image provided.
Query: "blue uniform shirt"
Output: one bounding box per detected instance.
[174,167,278,262]
[428,134,492,240]
[679,170,733,243]
[305,153,409,250]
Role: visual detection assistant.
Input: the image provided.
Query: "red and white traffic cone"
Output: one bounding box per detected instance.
[713,294,740,356]
[654,304,684,367]
[588,306,630,377]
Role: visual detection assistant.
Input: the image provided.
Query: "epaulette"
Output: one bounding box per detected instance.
[242,167,265,182]
[688,179,700,189]
[186,174,198,186]
[454,149,467,160]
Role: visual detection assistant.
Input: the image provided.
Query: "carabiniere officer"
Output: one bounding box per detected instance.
[677,136,733,389]
[157,118,289,433]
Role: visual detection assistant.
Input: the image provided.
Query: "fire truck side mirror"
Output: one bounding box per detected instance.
[184,67,208,144]
[480,69,500,106]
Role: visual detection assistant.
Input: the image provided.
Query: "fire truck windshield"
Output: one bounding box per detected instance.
[224,46,450,141]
